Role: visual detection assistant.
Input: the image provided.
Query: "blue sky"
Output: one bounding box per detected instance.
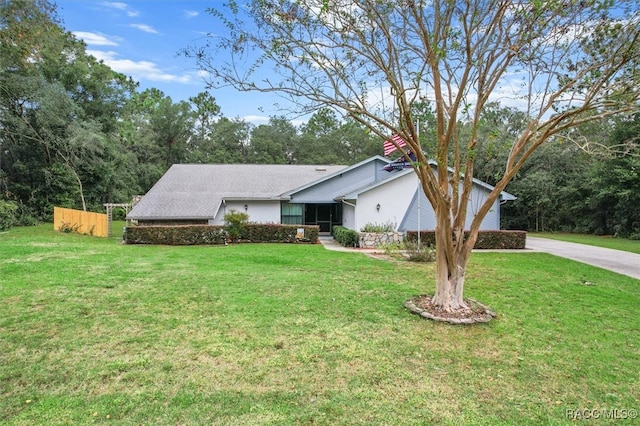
[54,1,279,124]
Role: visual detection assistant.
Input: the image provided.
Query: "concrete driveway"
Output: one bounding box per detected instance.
[526,236,640,280]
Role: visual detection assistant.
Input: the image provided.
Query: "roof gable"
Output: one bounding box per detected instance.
[283,155,391,197]
[341,161,516,200]
[282,155,394,202]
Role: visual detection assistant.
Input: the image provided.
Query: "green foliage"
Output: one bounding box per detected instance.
[375,241,403,254]
[405,230,527,249]
[111,208,127,221]
[585,117,640,237]
[332,225,359,247]
[125,224,319,245]
[501,116,640,237]
[294,109,381,164]
[125,225,228,245]
[249,116,297,164]
[360,221,396,233]
[0,199,18,231]
[223,209,250,241]
[0,0,140,221]
[404,242,436,263]
[58,221,81,234]
[376,240,435,263]
[241,223,319,243]
[149,97,194,168]
[473,231,527,249]
[0,0,398,226]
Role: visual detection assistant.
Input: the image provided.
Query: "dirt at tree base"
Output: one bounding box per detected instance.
[404,295,496,324]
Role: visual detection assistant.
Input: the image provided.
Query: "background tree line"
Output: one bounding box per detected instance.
[0,0,638,238]
[471,104,640,238]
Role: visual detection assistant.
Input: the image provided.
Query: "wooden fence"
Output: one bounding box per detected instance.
[53,207,108,237]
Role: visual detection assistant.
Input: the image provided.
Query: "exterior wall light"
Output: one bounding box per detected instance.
[244,204,248,212]
[376,203,381,212]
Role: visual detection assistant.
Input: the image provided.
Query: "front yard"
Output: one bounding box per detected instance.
[1,225,638,425]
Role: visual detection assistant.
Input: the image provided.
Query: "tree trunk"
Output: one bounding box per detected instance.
[69,166,87,212]
[431,215,472,312]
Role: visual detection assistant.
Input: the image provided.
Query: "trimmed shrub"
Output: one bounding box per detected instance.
[224,209,249,242]
[124,224,319,245]
[242,224,319,243]
[125,225,228,245]
[333,225,359,247]
[473,230,527,249]
[405,230,527,249]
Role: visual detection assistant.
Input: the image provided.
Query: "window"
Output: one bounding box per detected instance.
[281,203,303,224]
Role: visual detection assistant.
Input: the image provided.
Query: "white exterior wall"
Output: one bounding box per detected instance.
[341,202,356,230]
[209,200,281,225]
[355,173,418,232]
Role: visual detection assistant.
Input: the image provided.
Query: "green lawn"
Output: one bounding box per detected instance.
[533,232,640,255]
[1,225,639,425]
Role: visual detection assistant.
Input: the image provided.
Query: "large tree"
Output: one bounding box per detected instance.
[187,0,640,318]
[249,116,298,164]
[0,0,137,218]
[584,116,640,237]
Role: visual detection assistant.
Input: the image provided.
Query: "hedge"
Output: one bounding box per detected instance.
[405,230,527,249]
[124,224,319,245]
[333,225,359,247]
[241,224,319,243]
[124,225,227,245]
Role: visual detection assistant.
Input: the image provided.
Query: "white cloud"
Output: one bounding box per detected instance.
[102,1,127,10]
[243,115,270,125]
[130,24,159,34]
[185,10,199,19]
[72,31,119,46]
[87,50,193,84]
[101,1,139,17]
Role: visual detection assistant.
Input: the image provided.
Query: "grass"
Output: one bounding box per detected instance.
[533,232,640,255]
[1,225,639,425]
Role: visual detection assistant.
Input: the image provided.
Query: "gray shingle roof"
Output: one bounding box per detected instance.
[127,164,347,220]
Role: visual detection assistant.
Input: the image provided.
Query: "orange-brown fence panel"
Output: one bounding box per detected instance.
[53,207,108,237]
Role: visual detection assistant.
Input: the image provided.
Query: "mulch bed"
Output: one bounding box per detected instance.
[404,294,496,324]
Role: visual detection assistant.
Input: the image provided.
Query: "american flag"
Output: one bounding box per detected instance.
[383,134,407,156]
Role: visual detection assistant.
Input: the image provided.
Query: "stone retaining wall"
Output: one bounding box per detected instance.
[358,231,402,248]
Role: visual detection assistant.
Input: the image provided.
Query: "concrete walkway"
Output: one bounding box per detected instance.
[320,236,640,280]
[526,236,640,280]
[318,236,380,254]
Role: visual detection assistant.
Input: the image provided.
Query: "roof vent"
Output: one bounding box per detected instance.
[315,167,327,171]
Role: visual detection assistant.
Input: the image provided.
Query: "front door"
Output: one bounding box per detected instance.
[316,204,332,233]
[304,203,342,234]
